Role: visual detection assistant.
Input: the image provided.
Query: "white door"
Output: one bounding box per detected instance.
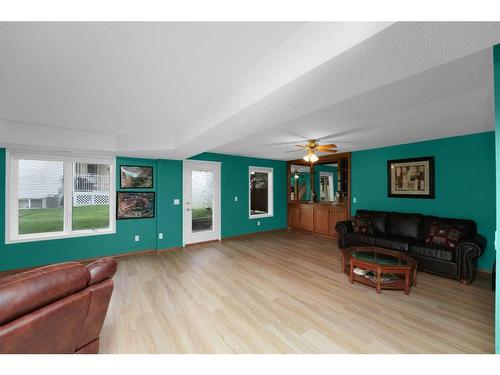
[183,160,221,245]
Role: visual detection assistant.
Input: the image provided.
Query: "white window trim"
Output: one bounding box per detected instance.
[5,150,116,244]
[249,166,274,219]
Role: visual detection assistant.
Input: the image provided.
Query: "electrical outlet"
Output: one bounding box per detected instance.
[173,199,180,205]
[353,197,357,203]
[158,233,163,240]
[134,235,140,242]
[257,221,261,226]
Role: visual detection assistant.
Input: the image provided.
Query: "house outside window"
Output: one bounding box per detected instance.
[249,166,273,219]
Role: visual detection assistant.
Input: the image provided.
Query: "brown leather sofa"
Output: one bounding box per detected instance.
[0,257,117,354]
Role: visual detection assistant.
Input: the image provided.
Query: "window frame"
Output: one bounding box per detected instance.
[248,166,274,219]
[5,150,116,244]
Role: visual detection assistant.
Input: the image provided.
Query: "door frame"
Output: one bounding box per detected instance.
[182,160,221,246]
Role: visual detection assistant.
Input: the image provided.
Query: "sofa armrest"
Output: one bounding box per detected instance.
[335,220,353,236]
[335,220,353,249]
[456,234,486,285]
[86,258,117,286]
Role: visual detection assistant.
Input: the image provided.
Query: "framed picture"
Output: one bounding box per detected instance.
[387,156,435,199]
[116,192,155,219]
[120,165,153,188]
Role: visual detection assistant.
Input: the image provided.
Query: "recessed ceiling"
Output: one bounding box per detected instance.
[0,22,499,159]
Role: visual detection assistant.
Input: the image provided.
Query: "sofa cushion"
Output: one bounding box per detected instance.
[356,210,388,234]
[351,216,373,234]
[374,233,416,252]
[409,243,455,262]
[425,222,464,248]
[422,216,476,242]
[346,232,376,245]
[389,212,422,239]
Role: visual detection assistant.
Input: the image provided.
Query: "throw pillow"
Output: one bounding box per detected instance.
[425,222,464,248]
[351,216,373,234]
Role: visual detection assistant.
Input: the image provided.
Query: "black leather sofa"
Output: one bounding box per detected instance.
[335,210,486,284]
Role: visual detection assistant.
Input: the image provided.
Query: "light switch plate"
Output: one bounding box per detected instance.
[134,235,140,242]
[173,199,180,205]
[158,233,163,240]
[353,197,357,203]
[234,196,238,202]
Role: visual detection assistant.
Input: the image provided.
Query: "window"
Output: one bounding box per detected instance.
[249,166,273,219]
[6,152,115,243]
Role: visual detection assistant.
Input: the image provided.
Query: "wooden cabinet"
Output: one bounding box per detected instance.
[329,207,347,236]
[289,204,301,229]
[300,205,314,232]
[313,205,331,235]
[288,203,349,238]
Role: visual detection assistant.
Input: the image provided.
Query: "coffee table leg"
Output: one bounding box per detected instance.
[413,266,417,287]
[376,272,381,294]
[405,270,410,295]
[349,263,354,284]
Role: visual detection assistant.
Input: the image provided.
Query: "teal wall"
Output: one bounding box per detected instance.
[0,150,286,271]
[493,44,500,354]
[351,131,496,271]
[156,159,183,250]
[190,153,287,238]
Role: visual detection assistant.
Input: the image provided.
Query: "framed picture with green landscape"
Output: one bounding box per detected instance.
[120,165,153,188]
[116,192,155,219]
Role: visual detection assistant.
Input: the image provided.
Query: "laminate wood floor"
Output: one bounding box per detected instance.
[100,230,495,353]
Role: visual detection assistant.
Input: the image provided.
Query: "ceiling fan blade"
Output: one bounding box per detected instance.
[264,140,304,146]
[284,149,304,153]
[287,130,310,140]
[317,144,337,149]
[295,144,308,148]
[317,127,371,141]
[318,149,338,154]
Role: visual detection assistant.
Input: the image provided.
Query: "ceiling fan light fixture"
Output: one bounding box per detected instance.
[303,150,319,163]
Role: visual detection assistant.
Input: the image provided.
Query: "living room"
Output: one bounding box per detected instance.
[1,1,499,373]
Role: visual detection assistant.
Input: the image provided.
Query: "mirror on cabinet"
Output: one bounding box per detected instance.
[315,163,338,202]
[289,164,311,202]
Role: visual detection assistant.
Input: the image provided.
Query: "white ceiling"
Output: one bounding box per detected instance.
[0,22,499,159]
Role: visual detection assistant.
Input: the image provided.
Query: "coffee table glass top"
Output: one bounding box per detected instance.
[350,249,410,266]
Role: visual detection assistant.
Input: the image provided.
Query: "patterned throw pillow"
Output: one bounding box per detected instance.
[351,216,373,234]
[425,222,464,248]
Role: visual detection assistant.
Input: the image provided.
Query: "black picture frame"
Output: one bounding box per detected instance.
[116,192,155,220]
[387,156,435,199]
[120,165,154,189]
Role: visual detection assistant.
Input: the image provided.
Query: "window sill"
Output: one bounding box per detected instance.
[249,213,274,219]
[5,228,116,245]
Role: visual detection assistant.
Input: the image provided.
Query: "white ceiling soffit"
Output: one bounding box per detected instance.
[214,47,494,159]
[0,22,499,159]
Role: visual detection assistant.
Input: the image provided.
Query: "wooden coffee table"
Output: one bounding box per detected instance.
[341,247,417,295]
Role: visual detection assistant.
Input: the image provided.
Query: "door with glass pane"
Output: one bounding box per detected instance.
[183,161,221,245]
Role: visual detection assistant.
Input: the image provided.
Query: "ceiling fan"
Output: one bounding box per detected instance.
[267,127,369,162]
[290,139,337,163]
